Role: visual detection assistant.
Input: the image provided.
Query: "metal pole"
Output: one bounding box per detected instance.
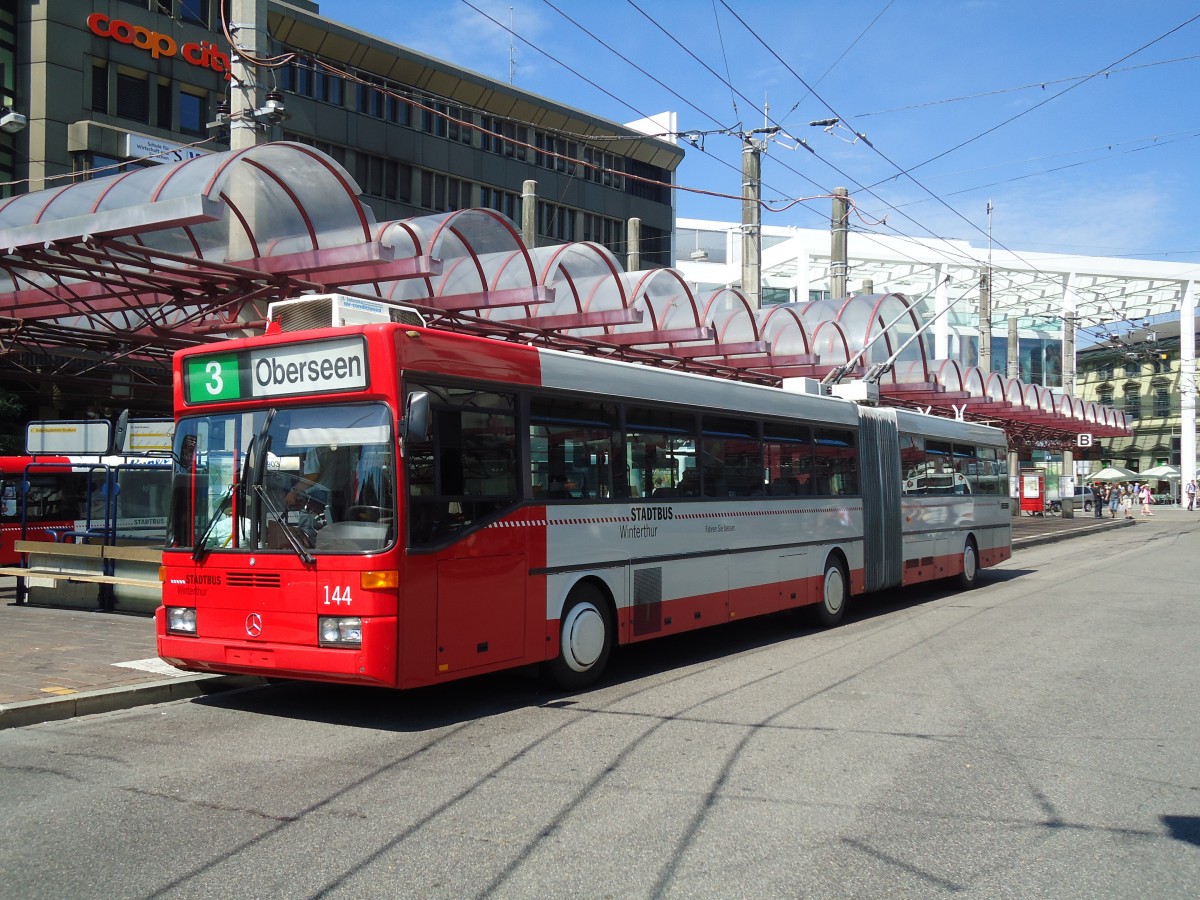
[522,179,537,250]
[979,270,992,372]
[979,201,994,373]
[741,138,761,309]
[229,0,268,152]
[830,187,849,300]
[626,217,641,272]
[1007,316,1020,379]
[1181,280,1197,499]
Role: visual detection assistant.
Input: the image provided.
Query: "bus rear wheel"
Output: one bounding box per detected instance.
[813,555,848,627]
[546,583,613,690]
[957,537,979,589]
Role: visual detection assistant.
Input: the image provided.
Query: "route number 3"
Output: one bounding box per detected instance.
[186,353,240,402]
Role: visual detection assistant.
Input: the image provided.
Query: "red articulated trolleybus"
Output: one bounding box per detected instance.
[157,311,1012,690]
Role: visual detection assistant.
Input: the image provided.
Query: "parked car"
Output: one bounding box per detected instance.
[1070,487,1099,513]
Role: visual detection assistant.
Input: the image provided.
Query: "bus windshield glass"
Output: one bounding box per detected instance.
[168,403,395,555]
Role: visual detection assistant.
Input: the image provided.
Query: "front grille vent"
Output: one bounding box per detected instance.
[226,571,282,589]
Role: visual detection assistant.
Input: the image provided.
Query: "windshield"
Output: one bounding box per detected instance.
[167,403,396,555]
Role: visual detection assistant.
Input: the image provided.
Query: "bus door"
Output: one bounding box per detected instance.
[404,384,528,678]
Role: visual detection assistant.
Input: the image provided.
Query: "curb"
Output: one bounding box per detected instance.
[0,674,265,730]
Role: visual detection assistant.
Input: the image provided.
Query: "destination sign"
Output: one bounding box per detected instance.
[184,336,369,404]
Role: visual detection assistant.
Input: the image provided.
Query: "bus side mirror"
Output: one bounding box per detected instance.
[401,391,431,443]
[177,434,197,470]
[111,409,129,455]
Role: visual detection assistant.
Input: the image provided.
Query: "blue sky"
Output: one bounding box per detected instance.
[313,0,1199,265]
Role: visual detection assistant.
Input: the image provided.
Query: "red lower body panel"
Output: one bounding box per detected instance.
[156,608,398,687]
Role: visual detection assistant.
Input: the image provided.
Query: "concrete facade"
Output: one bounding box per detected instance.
[7,1,680,266]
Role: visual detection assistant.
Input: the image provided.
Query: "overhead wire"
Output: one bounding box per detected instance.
[78,1,1188,335]
[715,0,1199,301]
[852,53,1200,119]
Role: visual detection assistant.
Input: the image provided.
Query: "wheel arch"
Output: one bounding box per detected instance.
[550,573,620,640]
[824,544,854,595]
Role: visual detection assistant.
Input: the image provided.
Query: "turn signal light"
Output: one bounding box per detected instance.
[360,570,398,590]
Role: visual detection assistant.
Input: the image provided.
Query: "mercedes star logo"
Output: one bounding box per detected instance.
[245,613,263,637]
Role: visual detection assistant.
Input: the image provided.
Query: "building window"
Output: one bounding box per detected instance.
[282,60,345,108]
[116,71,149,123]
[445,105,472,145]
[179,91,205,136]
[626,158,669,203]
[639,224,672,269]
[179,0,209,26]
[538,201,576,243]
[86,153,149,179]
[582,213,625,256]
[1123,387,1140,420]
[91,63,108,114]
[1096,362,1113,382]
[478,186,521,223]
[282,132,347,168]
[355,152,413,202]
[1154,387,1170,417]
[156,80,172,129]
[582,146,626,190]
[1151,353,1171,375]
[1123,359,1140,377]
[1097,386,1114,407]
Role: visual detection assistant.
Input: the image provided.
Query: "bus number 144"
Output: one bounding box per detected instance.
[323,585,353,606]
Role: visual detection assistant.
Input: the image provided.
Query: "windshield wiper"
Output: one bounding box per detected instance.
[253,484,315,565]
[191,484,235,561]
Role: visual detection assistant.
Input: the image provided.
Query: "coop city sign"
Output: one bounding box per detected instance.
[86,14,231,80]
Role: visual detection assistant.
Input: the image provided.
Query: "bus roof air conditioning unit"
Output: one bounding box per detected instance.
[267,294,425,332]
[828,380,880,405]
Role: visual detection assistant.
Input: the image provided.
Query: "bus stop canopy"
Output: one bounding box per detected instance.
[0,143,1126,447]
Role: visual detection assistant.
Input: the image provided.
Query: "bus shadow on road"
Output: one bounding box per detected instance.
[192,573,1035,731]
[1163,815,1200,847]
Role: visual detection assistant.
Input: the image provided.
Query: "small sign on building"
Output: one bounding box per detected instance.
[1076,433,1093,448]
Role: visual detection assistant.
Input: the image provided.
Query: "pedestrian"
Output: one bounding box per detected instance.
[1091,481,1105,518]
[1186,479,1197,512]
[1121,485,1134,520]
[1140,482,1154,517]
[1107,483,1120,519]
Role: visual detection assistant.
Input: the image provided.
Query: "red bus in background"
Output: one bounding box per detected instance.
[157,319,1012,691]
[0,454,174,567]
[0,456,102,566]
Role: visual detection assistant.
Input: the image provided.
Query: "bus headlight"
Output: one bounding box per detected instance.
[318,616,362,647]
[166,606,197,635]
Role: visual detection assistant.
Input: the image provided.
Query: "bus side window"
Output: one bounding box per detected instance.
[406,384,518,547]
[899,434,925,494]
[625,406,695,501]
[529,396,617,502]
[764,421,812,497]
[702,416,761,497]
[813,427,858,495]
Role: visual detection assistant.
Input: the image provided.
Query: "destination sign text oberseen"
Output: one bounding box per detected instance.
[184,336,369,404]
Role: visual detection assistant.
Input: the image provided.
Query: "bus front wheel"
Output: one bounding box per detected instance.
[546,583,613,690]
[814,555,848,627]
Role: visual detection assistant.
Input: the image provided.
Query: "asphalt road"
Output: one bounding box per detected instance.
[2,517,1198,898]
